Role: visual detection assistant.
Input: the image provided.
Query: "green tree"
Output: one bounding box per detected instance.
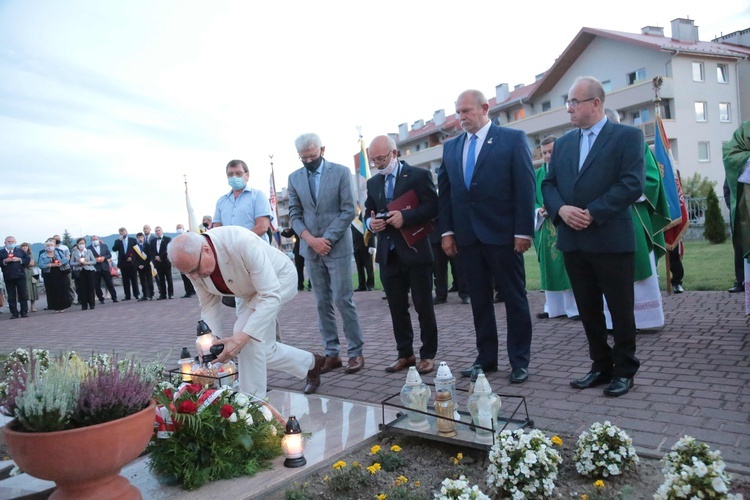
[682,172,716,199]
[703,190,727,244]
[61,229,74,249]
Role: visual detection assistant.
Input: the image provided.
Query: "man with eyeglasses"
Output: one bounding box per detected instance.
[438,89,535,385]
[542,76,645,397]
[366,135,439,374]
[213,159,272,242]
[287,133,365,375]
[168,227,326,398]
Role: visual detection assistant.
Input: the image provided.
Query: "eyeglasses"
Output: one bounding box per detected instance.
[369,151,392,166]
[298,150,322,162]
[186,250,203,276]
[565,97,596,109]
[226,170,247,178]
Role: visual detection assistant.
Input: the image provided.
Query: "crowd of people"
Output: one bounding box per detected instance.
[4,77,747,403]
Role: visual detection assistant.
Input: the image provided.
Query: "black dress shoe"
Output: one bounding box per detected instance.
[570,371,612,389]
[604,377,634,397]
[536,312,549,319]
[157,296,167,300]
[460,363,498,378]
[366,286,374,291]
[99,299,105,304]
[728,282,744,293]
[569,315,581,320]
[461,296,470,305]
[123,297,131,301]
[354,287,366,292]
[112,298,119,303]
[672,284,684,293]
[447,284,458,293]
[433,296,447,305]
[510,367,528,384]
[181,293,192,298]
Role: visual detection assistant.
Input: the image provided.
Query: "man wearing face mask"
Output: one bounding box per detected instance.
[112,227,140,301]
[365,135,439,374]
[199,215,213,234]
[1,236,30,319]
[175,224,196,298]
[88,235,118,304]
[287,133,365,375]
[213,160,272,243]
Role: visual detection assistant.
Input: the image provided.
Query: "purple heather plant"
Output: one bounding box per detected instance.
[71,360,157,427]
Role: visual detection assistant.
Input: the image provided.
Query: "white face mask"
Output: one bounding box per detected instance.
[378,157,398,176]
[92,241,99,246]
[78,244,85,251]
[176,228,184,234]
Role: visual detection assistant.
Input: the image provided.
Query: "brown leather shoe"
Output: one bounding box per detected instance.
[416,359,435,374]
[385,355,416,373]
[320,356,342,374]
[304,353,325,394]
[344,355,365,374]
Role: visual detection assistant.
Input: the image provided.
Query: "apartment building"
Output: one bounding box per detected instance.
[395,18,750,191]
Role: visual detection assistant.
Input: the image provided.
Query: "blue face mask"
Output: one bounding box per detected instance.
[228,176,246,191]
[6,243,16,250]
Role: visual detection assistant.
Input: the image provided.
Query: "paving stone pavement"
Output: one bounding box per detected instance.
[2,281,748,474]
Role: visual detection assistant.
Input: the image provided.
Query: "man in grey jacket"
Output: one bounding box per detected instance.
[287,133,365,375]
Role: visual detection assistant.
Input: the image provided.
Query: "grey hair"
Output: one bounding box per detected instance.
[167,232,204,266]
[458,89,488,107]
[295,133,322,153]
[604,108,621,123]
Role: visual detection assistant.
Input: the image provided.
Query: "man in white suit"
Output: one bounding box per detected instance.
[168,226,325,398]
[287,133,365,374]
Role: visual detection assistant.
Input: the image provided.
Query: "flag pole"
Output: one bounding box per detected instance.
[184,174,199,234]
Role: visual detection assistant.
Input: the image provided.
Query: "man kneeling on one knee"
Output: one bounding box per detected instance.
[168,226,325,398]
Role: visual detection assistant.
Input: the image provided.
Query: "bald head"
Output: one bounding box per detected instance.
[368,135,397,170]
[168,232,210,275]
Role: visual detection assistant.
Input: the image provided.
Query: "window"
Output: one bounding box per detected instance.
[695,102,707,122]
[627,68,646,85]
[717,64,729,83]
[719,103,730,122]
[631,108,651,126]
[632,111,642,125]
[602,80,612,92]
[541,101,551,112]
[692,62,705,82]
[512,109,525,121]
[698,142,710,162]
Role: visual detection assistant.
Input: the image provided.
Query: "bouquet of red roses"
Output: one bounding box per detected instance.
[148,382,284,490]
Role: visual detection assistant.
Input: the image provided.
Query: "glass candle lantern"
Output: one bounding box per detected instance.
[467,373,502,444]
[281,416,306,468]
[434,361,459,419]
[434,390,457,437]
[399,366,431,432]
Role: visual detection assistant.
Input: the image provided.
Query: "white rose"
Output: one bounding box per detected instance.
[259,405,273,422]
[228,413,238,423]
[235,393,249,407]
[245,413,254,426]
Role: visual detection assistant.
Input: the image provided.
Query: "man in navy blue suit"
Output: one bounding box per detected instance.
[438,89,535,384]
[542,76,645,397]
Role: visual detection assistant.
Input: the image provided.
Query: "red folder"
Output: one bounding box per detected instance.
[387,189,434,247]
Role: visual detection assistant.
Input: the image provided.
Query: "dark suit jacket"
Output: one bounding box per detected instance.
[364,162,438,265]
[112,237,137,269]
[541,120,645,253]
[87,243,112,271]
[149,237,171,265]
[0,247,29,281]
[438,124,535,246]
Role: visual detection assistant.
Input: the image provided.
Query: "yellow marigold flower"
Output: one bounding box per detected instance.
[352,461,360,467]
[332,460,346,470]
[551,436,563,446]
[594,480,605,489]
[367,465,380,475]
[456,452,463,460]
[376,495,387,500]
[323,476,329,482]
[390,445,402,452]
[581,495,589,500]
[396,475,408,485]
[370,445,382,454]
[414,480,421,487]
[451,458,459,465]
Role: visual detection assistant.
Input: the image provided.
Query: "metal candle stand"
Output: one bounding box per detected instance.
[380,384,533,450]
[164,367,237,388]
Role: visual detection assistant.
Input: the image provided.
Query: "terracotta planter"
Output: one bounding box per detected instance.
[3,400,156,500]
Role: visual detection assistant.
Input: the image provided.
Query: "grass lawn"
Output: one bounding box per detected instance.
[522,239,734,292]
[355,239,735,293]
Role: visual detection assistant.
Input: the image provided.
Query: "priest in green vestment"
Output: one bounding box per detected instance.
[534,136,579,320]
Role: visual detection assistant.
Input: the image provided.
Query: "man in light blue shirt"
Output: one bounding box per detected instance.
[213,159,271,242]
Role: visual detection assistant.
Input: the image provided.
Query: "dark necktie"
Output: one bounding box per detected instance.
[308,170,318,204]
[385,174,395,203]
[465,134,477,189]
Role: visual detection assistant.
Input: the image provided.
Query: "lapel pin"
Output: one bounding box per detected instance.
[487,138,493,144]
